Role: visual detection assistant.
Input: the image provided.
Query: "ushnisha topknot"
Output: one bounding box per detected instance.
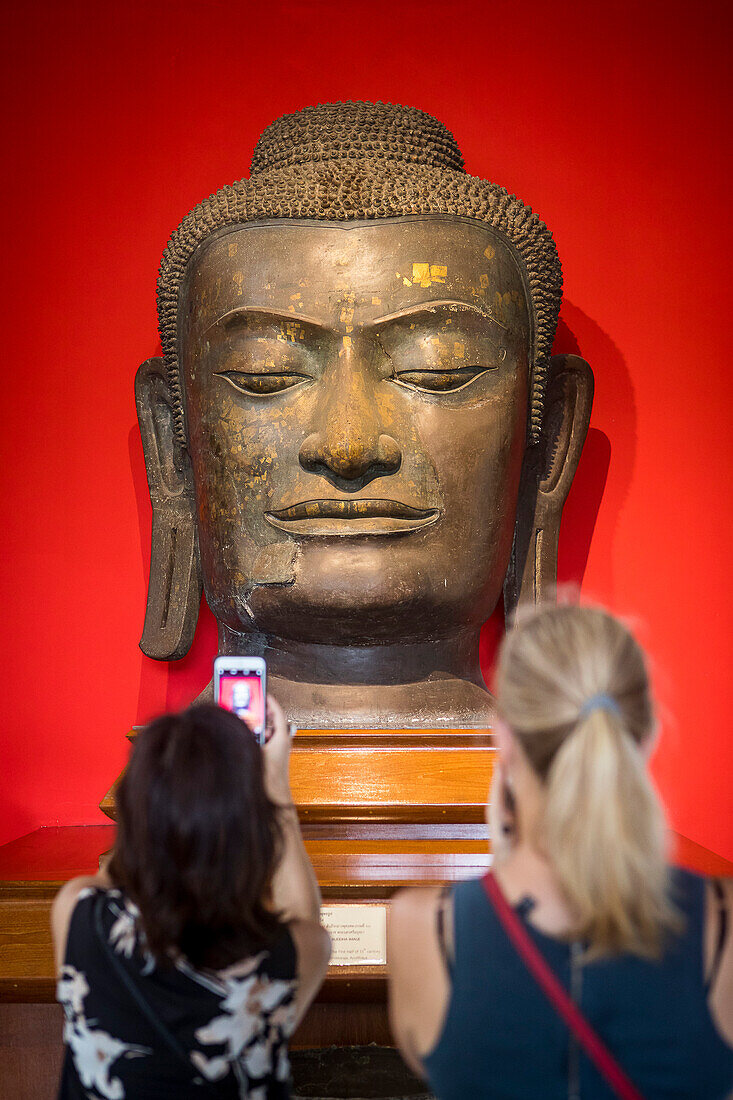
[157,101,562,445]
[249,101,466,175]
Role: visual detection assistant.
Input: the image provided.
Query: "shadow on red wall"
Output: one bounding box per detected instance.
[481,305,621,682]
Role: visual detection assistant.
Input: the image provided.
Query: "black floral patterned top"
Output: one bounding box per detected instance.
[57,886,298,1099]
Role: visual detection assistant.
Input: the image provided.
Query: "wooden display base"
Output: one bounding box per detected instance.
[99,727,498,1015]
[0,727,498,1092]
[100,727,497,823]
[3,726,731,1098]
[283,727,498,1024]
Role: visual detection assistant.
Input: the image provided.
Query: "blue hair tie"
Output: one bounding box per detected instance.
[578,693,622,721]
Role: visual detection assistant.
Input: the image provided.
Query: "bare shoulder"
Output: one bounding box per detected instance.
[705,876,733,1048]
[51,875,102,923]
[389,886,452,997]
[390,886,443,924]
[289,918,331,971]
[708,876,733,905]
[389,887,444,957]
[50,875,105,973]
[704,876,733,959]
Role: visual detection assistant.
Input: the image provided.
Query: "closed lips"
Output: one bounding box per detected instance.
[267,499,436,520]
[263,498,440,537]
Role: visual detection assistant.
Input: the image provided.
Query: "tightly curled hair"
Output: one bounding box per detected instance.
[109,704,283,969]
[156,101,563,445]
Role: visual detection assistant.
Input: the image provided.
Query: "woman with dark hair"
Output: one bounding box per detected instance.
[389,604,733,1099]
[51,696,330,1099]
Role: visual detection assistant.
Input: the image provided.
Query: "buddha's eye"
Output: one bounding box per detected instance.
[393,366,488,393]
[217,370,309,396]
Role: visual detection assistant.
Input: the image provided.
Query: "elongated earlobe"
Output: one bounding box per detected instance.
[135,357,202,659]
[504,354,594,614]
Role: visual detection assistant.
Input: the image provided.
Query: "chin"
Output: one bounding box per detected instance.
[240,573,501,646]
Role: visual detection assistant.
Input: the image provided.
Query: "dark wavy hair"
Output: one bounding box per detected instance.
[108,704,283,969]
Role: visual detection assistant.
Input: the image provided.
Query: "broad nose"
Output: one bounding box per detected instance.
[299,340,401,488]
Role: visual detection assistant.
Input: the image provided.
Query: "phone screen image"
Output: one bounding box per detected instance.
[217,671,265,735]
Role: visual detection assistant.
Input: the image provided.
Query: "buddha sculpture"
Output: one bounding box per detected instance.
[136,102,593,728]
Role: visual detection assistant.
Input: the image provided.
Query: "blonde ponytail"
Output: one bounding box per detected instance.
[496,604,679,958]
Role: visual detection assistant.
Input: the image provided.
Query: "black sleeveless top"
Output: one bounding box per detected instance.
[57,886,298,1099]
[423,868,733,1099]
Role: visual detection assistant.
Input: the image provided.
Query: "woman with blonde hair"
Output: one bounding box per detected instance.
[389,604,733,1098]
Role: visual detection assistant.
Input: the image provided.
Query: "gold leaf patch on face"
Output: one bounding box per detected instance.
[411,262,448,287]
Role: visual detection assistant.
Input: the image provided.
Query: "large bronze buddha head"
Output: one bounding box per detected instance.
[136,102,592,727]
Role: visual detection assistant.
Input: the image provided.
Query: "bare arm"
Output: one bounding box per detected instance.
[388,887,452,1080]
[270,803,322,923]
[261,696,330,1022]
[50,863,111,974]
[288,919,332,1028]
[706,876,733,1048]
[262,695,322,923]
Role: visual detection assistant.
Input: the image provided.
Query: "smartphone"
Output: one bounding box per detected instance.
[213,655,267,744]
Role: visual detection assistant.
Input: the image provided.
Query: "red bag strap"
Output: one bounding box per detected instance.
[481,872,644,1100]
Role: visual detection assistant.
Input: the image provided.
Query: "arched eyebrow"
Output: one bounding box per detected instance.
[203,305,328,336]
[203,299,510,338]
[370,299,507,331]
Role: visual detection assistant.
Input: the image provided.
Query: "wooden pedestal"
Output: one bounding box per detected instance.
[100,727,498,1039]
[279,727,497,1035]
[0,728,498,1096]
[4,727,729,1098]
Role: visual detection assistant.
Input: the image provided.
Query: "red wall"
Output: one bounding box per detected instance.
[1,0,731,856]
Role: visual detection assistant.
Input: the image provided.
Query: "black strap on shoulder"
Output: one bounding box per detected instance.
[706,878,729,994]
[92,892,211,1088]
[435,886,455,979]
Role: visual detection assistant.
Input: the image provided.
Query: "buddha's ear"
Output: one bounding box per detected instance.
[135,357,202,660]
[504,354,594,616]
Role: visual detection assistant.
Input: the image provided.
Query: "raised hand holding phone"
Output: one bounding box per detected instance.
[261,694,295,806]
[213,655,266,742]
[258,693,322,926]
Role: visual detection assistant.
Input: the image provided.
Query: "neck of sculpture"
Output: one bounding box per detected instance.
[217,624,495,729]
